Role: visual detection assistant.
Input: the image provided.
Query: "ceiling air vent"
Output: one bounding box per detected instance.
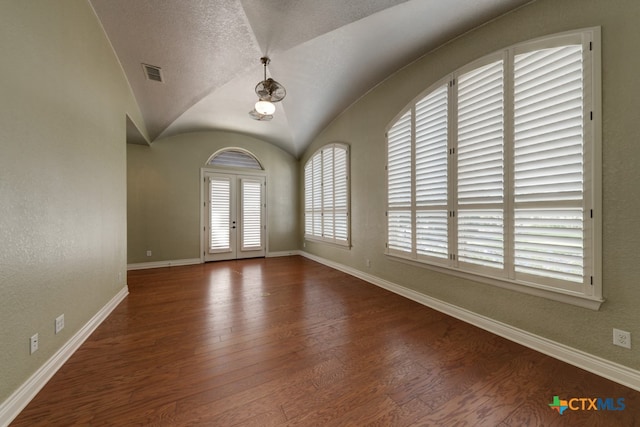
[142,63,163,82]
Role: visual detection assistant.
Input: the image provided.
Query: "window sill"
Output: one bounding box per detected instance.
[304,236,351,249]
[385,253,604,310]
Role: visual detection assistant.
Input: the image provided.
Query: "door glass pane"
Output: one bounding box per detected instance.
[210,177,231,252]
[241,179,263,250]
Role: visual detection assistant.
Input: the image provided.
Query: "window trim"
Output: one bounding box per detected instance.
[304,142,351,247]
[385,27,602,308]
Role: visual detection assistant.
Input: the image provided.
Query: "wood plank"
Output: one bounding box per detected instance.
[10,256,640,426]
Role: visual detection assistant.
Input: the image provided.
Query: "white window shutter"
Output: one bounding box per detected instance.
[387,110,413,254]
[458,210,504,269]
[241,179,263,250]
[514,44,584,284]
[322,148,335,238]
[457,60,505,270]
[388,211,412,253]
[416,211,448,258]
[387,111,412,208]
[415,84,449,259]
[304,143,350,245]
[334,146,349,241]
[304,163,313,235]
[312,155,322,237]
[209,177,231,252]
[514,208,584,283]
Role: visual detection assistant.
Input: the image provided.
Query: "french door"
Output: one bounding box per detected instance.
[203,172,266,261]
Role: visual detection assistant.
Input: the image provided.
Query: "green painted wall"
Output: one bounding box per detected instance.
[127,131,299,264]
[301,0,640,370]
[0,1,146,402]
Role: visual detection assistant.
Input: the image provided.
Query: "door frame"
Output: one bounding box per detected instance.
[200,167,267,262]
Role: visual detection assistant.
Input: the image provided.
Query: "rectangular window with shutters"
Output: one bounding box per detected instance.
[304,143,350,246]
[385,28,601,308]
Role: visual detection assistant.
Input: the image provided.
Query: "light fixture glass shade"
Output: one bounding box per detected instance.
[255,100,275,116]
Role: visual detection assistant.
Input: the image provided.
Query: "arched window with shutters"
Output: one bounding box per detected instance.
[386,28,602,308]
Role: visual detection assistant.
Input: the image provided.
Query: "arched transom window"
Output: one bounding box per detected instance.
[207,149,263,170]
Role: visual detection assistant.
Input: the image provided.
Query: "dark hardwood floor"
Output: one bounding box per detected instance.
[11,256,639,426]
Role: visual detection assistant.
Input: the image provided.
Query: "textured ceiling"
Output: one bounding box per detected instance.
[90,0,531,157]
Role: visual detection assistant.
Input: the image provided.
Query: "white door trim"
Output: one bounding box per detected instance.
[200,168,267,262]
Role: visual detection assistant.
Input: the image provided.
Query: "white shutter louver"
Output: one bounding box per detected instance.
[457,60,505,269]
[312,155,322,237]
[387,111,412,208]
[514,45,584,284]
[415,84,449,259]
[209,177,231,252]
[387,110,413,253]
[514,208,583,283]
[322,148,335,238]
[241,179,263,250]
[416,211,448,258]
[457,60,504,205]
[388,211,412,252]
[458,210,504,269]
[334,146,349,241]
[304,163,313,235]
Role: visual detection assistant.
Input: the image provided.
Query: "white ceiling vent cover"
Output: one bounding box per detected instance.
[142,63,163,82]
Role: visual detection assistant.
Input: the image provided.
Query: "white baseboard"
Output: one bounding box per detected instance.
[127,254,302,269]
[0,286,129,427]
[267,250,302,258]
[127,258,201,270]
[300,251,640,392]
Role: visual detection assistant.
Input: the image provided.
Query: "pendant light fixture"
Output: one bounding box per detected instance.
[250,56,286,120]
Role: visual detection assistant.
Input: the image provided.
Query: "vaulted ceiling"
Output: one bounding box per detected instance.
[90,0,531,157]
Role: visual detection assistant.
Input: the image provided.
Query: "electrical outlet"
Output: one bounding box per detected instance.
[613,328,631,349]
[146,250,152,257]
[30,333,39,354]
[55,314,65,334]
[366,259,371,268]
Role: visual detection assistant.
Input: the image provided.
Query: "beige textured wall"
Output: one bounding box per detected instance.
[127,131,299,264]
[0,1,146,403]
[302,0,640,369]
